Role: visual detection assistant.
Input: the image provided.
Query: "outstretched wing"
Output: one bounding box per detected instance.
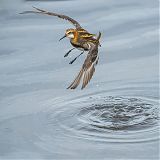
[20,6,82,29]
[67,43,99,89]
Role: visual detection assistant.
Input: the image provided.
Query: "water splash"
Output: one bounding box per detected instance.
[47,94,159,143]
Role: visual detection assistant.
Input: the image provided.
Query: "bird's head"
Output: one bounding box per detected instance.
[59,28,75,41]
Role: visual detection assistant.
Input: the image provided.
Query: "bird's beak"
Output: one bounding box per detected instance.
[59,35,66,41]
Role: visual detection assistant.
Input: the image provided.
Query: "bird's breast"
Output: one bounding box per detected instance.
[70,41,89,51]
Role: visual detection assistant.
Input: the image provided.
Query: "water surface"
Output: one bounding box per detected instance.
[0,0,159,159]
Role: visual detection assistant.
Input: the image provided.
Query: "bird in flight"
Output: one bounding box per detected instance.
[20,6,101,89]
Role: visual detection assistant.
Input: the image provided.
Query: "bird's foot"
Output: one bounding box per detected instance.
[69,57,77,64]
[69,52,83,64]
[64,48,75,57]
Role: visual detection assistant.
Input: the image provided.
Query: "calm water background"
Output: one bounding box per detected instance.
[0,0,159,159]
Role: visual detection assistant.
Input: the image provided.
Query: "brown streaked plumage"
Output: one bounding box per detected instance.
[20,7,102,89]
[67,33,101,89]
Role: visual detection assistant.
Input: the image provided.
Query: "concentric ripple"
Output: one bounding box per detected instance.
[78,96,158,131]
[47,95,159,143]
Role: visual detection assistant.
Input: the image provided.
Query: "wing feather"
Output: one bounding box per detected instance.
[67,68,83,89]
[20,6,82,29]
[68,43,99,90]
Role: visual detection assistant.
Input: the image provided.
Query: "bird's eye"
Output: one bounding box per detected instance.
[66,30,73,35]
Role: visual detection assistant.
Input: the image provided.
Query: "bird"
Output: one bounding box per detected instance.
[20,6,102,89]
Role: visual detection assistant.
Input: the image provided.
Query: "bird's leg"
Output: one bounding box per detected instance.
[69,51,84,64]
[64,48,75,57]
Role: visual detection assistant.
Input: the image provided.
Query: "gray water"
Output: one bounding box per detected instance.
[0,0,159,159]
